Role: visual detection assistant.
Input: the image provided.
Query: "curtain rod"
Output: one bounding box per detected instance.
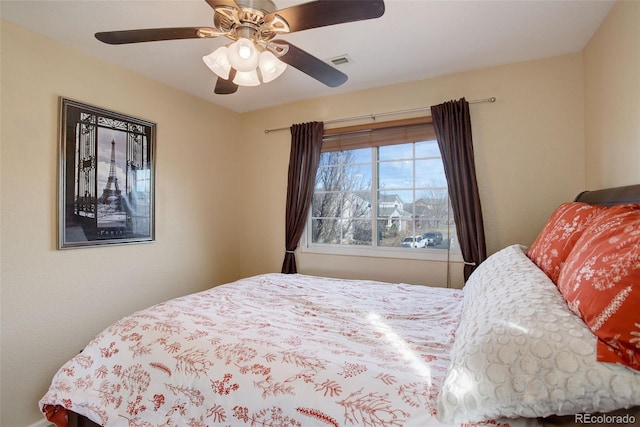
[263,97,496,134]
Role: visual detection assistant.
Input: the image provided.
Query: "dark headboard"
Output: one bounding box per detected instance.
[574,184,640,206]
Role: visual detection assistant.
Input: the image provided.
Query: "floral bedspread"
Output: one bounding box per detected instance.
[40,273,532,427]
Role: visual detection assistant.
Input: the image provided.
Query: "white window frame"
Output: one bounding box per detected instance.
[302,141,462,262]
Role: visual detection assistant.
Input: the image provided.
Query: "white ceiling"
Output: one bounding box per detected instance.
[1,0,614,113]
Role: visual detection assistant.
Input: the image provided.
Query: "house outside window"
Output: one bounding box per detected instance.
[304,118,461,262]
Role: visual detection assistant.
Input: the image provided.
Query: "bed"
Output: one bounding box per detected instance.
[40,184,640,427]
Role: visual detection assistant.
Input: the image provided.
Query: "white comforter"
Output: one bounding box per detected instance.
[40,273,535,427]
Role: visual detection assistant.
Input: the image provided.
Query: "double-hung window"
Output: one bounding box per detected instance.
[304,118,460,261]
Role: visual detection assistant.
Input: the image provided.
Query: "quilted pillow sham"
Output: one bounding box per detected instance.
[526,202,606,283]
[437,244,640,423]
[557,204,640,371]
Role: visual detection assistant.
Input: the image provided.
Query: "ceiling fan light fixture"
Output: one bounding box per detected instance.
[202,46,231,79]
[227,38,260,72]
[233,69,261,86]
[258,51,287,83]
[96,0,386,94]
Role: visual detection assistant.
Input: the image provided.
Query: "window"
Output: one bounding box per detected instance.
[305,118,460,261]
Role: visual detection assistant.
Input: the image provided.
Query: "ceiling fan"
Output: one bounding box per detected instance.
[95,0,385,95]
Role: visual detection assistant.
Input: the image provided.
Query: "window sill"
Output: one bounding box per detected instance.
[301,244,464,263]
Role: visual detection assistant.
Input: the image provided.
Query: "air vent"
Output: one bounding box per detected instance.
[328,54,352,66]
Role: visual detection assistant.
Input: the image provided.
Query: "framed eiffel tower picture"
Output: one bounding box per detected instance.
[58,98,156,248]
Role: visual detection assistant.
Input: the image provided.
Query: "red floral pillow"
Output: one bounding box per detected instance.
[557,204,640,370]
[527,202,607,283]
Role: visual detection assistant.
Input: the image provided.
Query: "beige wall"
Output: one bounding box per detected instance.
[238,53,586,286]
[1,21,242,427]
[2,1,639,425]
[584,0,640,189]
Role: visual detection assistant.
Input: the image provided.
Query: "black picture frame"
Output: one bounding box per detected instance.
[58,98,156,249]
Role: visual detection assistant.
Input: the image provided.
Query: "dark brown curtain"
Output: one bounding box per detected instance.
[281,121,324,274]
[431,98,487,281]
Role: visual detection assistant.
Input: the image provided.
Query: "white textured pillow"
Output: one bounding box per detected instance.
[437,244,640,423]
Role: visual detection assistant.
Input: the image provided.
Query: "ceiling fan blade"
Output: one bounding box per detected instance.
[272,40,347,88]
[265,0,384,33]
[214,69,239,95]
[95,27,220,45]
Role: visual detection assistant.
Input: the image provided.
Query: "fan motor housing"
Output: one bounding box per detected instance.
[214,0,283,40]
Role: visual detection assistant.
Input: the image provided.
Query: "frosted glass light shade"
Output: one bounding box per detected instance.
[227,38,260,72]
[202,46,231,79]
[233,69,260,86]
[258,51,287,83]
